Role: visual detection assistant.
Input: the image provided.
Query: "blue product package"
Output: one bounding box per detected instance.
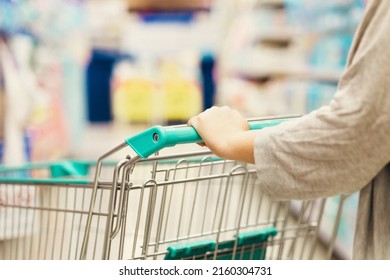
[309,34,353,70]
[139,11,195,24]
[200,52,216,110]
[0,140,3,164]
[86,49,119,123]
[306,82,337,113]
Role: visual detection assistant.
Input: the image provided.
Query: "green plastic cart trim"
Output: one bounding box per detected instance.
[164,227,277,260]
[50,161,90,177]
[0,177,90,185]
[0,160,92,177]
[164,240,216,260]
[237,227,278,245]
[0,160,99,185]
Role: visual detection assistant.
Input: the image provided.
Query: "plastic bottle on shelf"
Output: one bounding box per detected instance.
[111,56,156,124]
[159,52,202,124]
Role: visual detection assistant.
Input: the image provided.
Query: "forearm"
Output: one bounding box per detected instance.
[254,102,390,201]
[211,130,258,164]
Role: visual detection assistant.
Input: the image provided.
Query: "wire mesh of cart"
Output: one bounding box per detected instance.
[0,117,349,260]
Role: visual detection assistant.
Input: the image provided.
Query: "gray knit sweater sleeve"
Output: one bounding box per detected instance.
[254,0,390,201]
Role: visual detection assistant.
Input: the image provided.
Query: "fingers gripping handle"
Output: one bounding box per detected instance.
[125,119,287,158]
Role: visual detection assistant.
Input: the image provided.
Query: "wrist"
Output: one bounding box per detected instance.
[216,131,256,164]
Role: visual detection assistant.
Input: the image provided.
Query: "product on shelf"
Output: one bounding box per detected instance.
[112,60,156,123]
[111,56,202,124]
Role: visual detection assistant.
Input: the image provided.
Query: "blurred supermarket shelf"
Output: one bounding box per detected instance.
[258,0,285,6]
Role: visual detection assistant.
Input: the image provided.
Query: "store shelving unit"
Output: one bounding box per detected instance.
[0,0,89,164]
[217,0,364,119]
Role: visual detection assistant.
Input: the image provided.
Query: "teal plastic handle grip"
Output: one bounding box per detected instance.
[125,118,288,158]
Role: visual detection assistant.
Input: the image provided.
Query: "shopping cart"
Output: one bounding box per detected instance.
[0,117,348,260]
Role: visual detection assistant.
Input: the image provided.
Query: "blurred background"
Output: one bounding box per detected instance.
[0,0,366,259]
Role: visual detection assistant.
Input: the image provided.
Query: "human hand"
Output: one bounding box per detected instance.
[188,106,256,163]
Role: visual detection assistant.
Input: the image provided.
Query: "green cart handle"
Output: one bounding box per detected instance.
[125,118,289,158]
